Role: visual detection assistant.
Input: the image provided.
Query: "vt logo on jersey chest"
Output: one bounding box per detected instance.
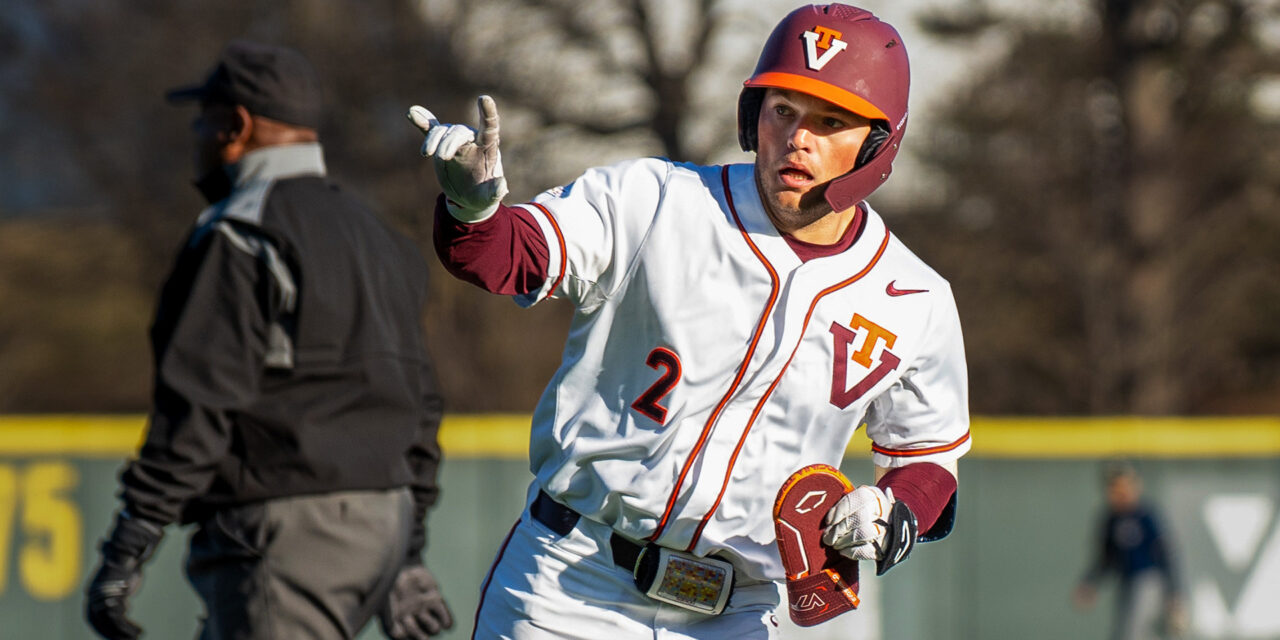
[829,313,900,409]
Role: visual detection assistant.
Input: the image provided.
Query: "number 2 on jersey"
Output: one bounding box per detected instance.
[631,347,682,424]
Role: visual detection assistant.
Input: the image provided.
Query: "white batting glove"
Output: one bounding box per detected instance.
[822,484,919,575]
[407,95,509,223]
[821,485,894,561]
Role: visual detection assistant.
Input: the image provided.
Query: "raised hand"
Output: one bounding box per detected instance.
[408,95,508,222]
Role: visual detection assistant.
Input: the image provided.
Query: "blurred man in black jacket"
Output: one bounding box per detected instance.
[84,40,452,640]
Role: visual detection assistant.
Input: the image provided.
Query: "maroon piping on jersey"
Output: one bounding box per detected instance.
[872,431,970,457]
[527,202,569,297]
[686,198,892,551]
[648,167,783,543]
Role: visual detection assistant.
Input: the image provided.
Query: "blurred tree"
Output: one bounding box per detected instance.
[409,0,765,197]
[900,0,1280,413]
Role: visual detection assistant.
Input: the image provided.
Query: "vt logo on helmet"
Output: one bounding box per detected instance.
[739,3,910,212]
[803,26,848,70]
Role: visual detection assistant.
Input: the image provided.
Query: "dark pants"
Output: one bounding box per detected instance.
[185,488,413,640]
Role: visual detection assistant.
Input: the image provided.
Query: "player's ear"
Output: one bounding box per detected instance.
[217,105,255,164]
[228,105,254,144]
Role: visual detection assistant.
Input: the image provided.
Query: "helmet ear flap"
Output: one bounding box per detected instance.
[738,87,766,152]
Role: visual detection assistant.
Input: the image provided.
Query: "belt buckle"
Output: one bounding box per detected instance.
[633,544,734,615]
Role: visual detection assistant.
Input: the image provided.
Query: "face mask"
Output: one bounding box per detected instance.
[193,165,234,204]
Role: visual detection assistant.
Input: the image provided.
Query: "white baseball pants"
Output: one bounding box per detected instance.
[472,502,783,639]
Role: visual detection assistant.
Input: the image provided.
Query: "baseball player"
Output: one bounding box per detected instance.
[409,4,968,638]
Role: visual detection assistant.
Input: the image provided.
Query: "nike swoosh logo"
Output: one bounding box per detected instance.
[886,280,928,297]
[893,523,912,563]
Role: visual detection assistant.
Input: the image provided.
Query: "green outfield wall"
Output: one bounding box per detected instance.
[0,416,1277,639]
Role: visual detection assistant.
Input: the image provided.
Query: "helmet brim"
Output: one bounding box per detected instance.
[744,71,888,122]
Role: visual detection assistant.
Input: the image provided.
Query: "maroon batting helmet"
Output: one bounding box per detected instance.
[739,4,910,212]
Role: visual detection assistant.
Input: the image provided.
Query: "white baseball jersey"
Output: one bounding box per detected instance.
[511,157,969,582]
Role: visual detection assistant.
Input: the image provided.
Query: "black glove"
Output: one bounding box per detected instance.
[378,564,454,639]
[85,511,164,640]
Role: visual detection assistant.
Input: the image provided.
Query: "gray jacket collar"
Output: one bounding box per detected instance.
[197,143,327,228]
[230,142,327,186]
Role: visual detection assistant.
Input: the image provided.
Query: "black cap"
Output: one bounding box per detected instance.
[166,39,322,129]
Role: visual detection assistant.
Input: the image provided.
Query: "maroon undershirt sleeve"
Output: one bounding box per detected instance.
[876,462,957,537]
[432,194,551,296]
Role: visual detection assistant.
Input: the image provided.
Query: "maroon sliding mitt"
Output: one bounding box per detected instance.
[773,464,861,627]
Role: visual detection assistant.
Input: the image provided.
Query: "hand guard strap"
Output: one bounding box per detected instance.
[873,499,917,576]
[786,569,860,627]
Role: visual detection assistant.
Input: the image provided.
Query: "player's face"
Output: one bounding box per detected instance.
[754,88,871,235]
